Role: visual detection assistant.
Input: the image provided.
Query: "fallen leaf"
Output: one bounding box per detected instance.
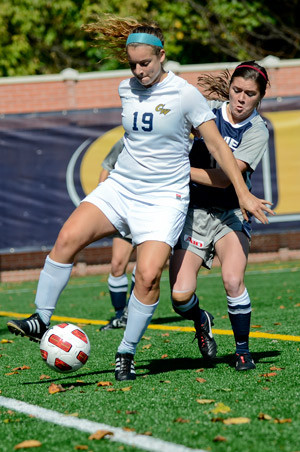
[196,399,215,404]
[260,372,277,377]
[126,410,138,415]
[122,427,135,432]
[120,386,132,392]
[258,413,272,420]
[251,325,262,328]
[223,417,250,425]
[48,383,66,394]
[196,377,206,383]
[1,339,13,344]
[97,381,113,387]
[160,380,171,384]
[213,435,227,442]
[273,322,282,325]
[279,305,285,309]
[195,368,204,373]
[269,366,284,371]
[161,354,168,359]
[89,430,114,440]
[174,417,190,423]
[5,371,19,376]
[162,333,169,337]
[12,366,30,371]
[211,403,231,414]
[142,344,151,349]
[142,336,151,340]
[142,431,152,436]
[211,417,224,423]
[14,440,42,449]
[39,374,51,380]
[75,446,89,450]
[274,418,292,424]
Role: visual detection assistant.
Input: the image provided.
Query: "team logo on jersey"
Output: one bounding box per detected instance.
[184,234,204,249]
[155,104,171,115]
[224,136,239,150]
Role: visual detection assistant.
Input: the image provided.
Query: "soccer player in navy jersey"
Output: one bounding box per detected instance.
[170,61,270,371]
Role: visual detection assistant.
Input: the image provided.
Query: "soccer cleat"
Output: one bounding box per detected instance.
[100,314,127,331]
[7,313,49,342]
[115,352,136,381]
[194,310,217,359]
[235,352,256,371]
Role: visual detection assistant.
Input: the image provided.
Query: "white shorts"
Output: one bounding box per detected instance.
[82,178,187,248]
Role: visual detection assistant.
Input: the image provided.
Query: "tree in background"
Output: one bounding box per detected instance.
[0,0,299,76]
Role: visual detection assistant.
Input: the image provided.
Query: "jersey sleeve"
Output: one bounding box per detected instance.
[101,138,124,172]
[233,116,269,171]
[181,85,216,127]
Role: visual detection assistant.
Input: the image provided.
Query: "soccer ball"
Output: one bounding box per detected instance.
[40,323,91,373]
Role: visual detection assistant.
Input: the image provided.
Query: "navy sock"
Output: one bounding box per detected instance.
[229,312,251,354]
[172,294,206,322]
[108,273,128,317]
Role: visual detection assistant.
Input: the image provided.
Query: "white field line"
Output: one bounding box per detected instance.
[0,396,206,452]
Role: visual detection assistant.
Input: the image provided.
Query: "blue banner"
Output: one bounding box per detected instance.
[0,100,299,252]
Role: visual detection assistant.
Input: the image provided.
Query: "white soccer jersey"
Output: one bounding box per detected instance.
[108,71,215,212]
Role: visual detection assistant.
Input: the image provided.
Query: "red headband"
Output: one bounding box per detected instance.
[235,65,268,82]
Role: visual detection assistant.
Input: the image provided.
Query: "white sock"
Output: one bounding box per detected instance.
[35,255,73,325]
[118,292,159,355]
[227,288,251,315]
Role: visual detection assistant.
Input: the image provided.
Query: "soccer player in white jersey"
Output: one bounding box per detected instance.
[98,138,135,330]
[7,16,273,381]
[170,61,270,371]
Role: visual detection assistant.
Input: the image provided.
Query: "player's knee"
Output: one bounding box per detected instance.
[222,272,244,298]
[135,266,161,293]
[111,258,127,277]
[54,227,81,257]
[171,288,195,304]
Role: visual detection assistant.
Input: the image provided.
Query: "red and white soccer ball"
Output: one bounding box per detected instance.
[40,323,91,373]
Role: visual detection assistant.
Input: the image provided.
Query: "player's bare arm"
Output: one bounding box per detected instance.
[190,159,248,189]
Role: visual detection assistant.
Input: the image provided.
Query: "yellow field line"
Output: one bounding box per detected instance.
[1,311,300,342]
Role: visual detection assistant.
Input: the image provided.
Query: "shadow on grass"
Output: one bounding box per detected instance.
[138,349,281,375]
[0,326,11,337]
[212,349,281,369]
[21,350,281,386]
[22,367,116,386]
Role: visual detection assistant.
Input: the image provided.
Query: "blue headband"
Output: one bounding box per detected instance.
[126,32,163,48]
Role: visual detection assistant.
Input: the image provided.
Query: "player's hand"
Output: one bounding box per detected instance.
[239,192,274,224]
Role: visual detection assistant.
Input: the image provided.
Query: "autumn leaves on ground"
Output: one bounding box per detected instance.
[0,260,299,452]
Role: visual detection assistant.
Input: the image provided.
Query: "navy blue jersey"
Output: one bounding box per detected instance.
[190,105,254,210]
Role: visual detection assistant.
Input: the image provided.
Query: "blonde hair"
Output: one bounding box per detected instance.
[82,14,164,63]
[197,70,231,101]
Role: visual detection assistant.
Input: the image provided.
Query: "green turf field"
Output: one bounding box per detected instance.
[0,260,299,452]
